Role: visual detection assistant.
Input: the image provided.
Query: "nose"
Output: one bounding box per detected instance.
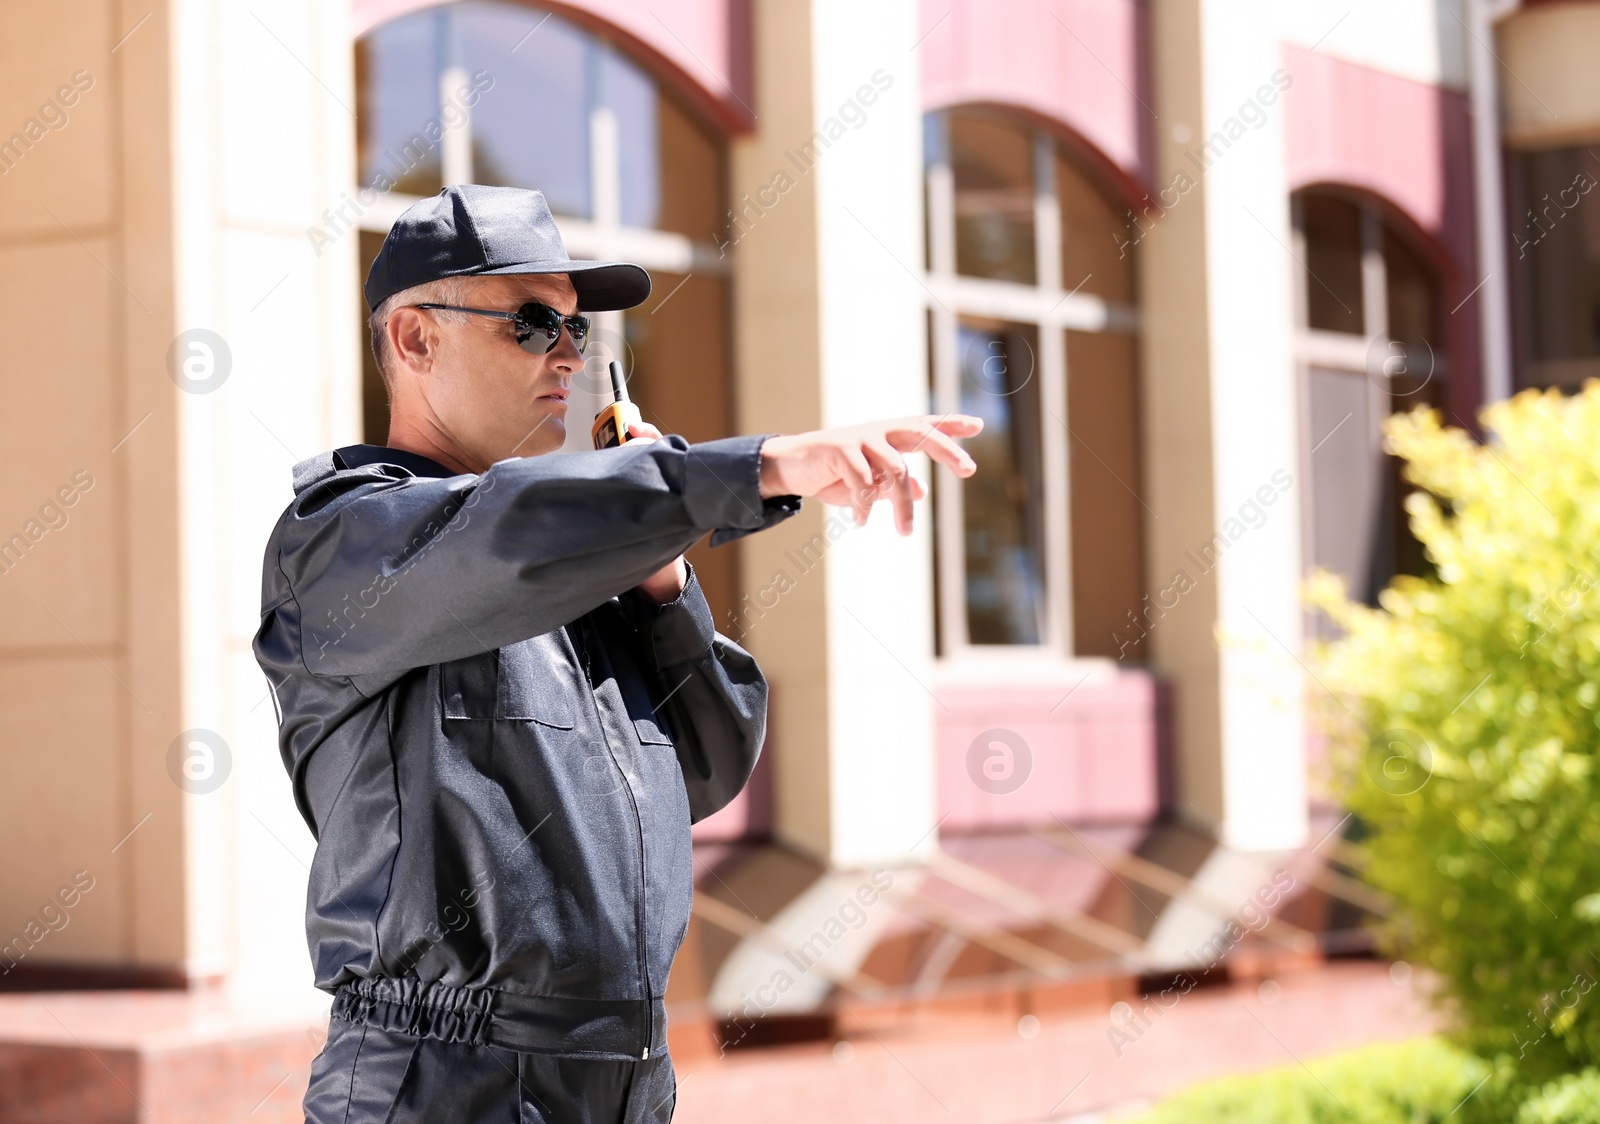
[545,322,584,372]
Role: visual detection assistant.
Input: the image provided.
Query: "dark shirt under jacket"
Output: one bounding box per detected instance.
[252,434,800,1063]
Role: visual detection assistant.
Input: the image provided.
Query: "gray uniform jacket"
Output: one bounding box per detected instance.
[252,434,801,1063]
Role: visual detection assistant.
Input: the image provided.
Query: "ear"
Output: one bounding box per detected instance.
[388,306,436,376]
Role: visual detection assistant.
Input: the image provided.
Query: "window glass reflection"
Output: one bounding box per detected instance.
[358,1,732,464]
[1057,152,1134,303]
[1384,226,1435,353]
[950,112,1037,284]
[598,46,660,228]
[455,2,590,217]
[354,1,717,235]
[1066,329,1143,659]
[658,85,723,240]
[958,320,1046,645]
[621,272,734,620]
[1301,194,1365,334]
[355,9,443,196]
[1512,144,1600,388]
[1294,189,1445,614]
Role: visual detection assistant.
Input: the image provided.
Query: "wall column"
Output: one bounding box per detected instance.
[730,0,936,868]
[1142,0,1308,851]
[0,0,187,983]
[168,0,362,998]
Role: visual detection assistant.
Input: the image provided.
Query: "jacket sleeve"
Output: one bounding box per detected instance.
[273,433,800,688]
[618,560,767,823]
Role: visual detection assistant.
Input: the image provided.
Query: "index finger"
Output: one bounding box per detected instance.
[896,416,979,441]
[885,415,981,476]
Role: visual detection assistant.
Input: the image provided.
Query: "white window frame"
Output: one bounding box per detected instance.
[1291,192,1450,594]
[924,109,1139,665]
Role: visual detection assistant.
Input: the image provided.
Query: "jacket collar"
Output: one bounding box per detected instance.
[333,444,458,478]
[291,444,459,495]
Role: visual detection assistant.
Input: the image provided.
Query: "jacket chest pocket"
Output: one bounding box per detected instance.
[594,612,677,748]
[632,710,675,747]
[439,633,576,729]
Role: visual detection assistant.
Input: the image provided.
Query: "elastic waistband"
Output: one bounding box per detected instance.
[330,976,667,1061]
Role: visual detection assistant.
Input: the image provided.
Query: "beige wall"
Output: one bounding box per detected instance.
[0,0,356,1006]
[0,0,185,974]
[1498,2,1600,149]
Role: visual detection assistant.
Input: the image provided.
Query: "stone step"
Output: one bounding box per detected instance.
[0,987,329,1123]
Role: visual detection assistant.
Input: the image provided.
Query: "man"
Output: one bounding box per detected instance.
[254,184,980,1123]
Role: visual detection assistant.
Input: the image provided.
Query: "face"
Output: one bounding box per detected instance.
[385,273,584,469]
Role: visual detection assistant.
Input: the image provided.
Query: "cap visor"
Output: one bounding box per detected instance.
[478,259,652,312]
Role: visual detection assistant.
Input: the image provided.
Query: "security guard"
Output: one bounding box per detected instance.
[253,184,981,1123]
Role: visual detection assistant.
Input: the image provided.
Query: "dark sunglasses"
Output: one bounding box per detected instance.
[411,300,591,354]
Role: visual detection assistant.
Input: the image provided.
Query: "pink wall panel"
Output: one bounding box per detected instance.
[936,669,1162,831]
[1284,48,1451,235]
[1281,45,1481,423]
[918,0,1151,187]
[351,0,754,132]
[694,666,1164,840]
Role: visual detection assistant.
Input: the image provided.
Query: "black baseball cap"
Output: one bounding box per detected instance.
[363,184,652,313]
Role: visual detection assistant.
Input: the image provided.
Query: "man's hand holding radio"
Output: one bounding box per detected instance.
[624,418,690,605]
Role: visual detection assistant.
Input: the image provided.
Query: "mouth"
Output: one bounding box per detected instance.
[536,390,569,404]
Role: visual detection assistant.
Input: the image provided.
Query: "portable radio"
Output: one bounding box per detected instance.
[590,360,643,450]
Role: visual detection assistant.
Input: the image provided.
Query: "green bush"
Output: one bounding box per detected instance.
[1308,385,1600,1079]
[1126,1037,1600,1123]
[1520,1070,1600,1123]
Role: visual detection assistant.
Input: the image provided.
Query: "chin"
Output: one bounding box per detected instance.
[531,419,565,455]
[498,416,564,461]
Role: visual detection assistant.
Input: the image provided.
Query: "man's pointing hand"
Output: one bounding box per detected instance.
[758,414,983,535]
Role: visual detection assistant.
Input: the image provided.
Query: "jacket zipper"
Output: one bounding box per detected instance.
[574,615,654,1060]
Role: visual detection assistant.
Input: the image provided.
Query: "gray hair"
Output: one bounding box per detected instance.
[368,276,477,393]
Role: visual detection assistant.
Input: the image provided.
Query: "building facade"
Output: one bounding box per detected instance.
[1,0,1598,1111]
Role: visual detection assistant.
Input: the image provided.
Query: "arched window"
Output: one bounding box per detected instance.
[352,1,735,617]
[1509,143,1600,392]
[1291,188,1445,616]
[923,107,1143,661]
